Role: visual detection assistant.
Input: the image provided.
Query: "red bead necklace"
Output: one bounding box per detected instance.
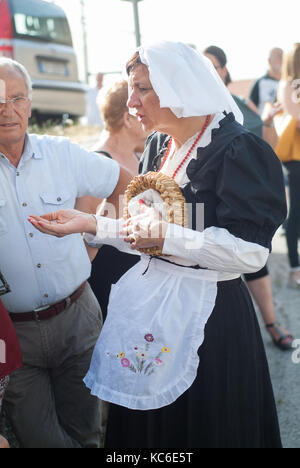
[158,114,211,179]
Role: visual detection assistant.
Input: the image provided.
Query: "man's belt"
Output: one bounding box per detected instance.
[9,282,87,323]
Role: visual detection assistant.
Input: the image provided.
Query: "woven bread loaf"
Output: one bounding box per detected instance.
[123,171,187,256]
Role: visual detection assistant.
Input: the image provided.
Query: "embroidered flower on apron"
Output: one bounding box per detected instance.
[106,333,171,376]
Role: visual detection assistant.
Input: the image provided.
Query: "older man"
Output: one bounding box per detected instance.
[0,58,129,448]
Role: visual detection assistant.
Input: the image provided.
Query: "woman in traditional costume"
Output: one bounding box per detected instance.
[29,41,286,448]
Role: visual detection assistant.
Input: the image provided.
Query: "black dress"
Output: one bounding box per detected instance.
[89,247,139,321]
[105,113,287,448]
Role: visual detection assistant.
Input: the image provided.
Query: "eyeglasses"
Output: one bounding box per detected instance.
[0,271,10,296]
[0,96,29,112]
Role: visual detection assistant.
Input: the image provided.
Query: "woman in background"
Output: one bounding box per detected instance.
[276,43,300,289]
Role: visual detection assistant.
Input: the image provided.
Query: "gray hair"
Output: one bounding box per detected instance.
[0,57,32,99]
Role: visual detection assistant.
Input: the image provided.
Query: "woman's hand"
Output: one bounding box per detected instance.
[28,209,97,237]
[262,102,283,125]
[121,203,168,251]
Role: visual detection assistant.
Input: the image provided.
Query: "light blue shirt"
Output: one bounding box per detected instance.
[0,134,120,313]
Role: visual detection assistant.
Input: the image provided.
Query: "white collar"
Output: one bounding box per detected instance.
[160,113,223,186]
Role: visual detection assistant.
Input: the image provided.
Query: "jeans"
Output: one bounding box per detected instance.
[4,283,104,448]
[284,161,300,268]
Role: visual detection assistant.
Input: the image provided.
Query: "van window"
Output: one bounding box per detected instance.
[9,0,73,47]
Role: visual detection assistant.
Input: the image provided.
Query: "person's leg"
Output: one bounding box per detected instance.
[246,275,293,347]
[284,162,300,283]
[4,365,81,448]
[49,283,104,448]
[246,274,275,324]
[51,351,103,448]
[0,376,9,449]
[244,266,293,349]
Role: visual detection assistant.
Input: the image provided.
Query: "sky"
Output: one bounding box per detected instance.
[52,0,300,86]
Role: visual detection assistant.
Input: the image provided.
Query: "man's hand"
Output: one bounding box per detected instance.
[28,209,97,237]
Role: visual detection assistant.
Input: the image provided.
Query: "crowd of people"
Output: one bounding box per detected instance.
[0,40,300,448]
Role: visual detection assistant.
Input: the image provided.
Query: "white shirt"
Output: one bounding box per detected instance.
[0,134,120,313]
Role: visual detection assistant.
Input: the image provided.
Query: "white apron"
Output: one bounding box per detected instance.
[84,255,218,410]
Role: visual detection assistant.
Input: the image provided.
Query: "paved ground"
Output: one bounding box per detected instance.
[1,231,299,448]
[259,233,300,448]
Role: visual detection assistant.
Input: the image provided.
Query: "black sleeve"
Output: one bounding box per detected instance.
[215,133,287,250]
[249,80,260,107]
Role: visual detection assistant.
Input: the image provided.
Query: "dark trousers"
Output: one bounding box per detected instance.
[284,161,300,268]
[0,376,9,413]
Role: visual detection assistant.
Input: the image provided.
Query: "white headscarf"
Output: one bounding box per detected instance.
[137,41,243,124]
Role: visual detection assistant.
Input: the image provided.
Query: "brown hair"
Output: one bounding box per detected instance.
[100,80,129,132]
[203,45,232,85]
[282,43,300,82]
[126,52,143,75]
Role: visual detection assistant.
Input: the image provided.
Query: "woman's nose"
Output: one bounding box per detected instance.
[127,90,140,109]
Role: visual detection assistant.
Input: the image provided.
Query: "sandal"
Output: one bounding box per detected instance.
[288,271,300,289]
[265,321,294,351]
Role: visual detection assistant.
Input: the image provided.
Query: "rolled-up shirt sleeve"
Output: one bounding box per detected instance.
[162,224,269,274]
[68,142,120,199]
